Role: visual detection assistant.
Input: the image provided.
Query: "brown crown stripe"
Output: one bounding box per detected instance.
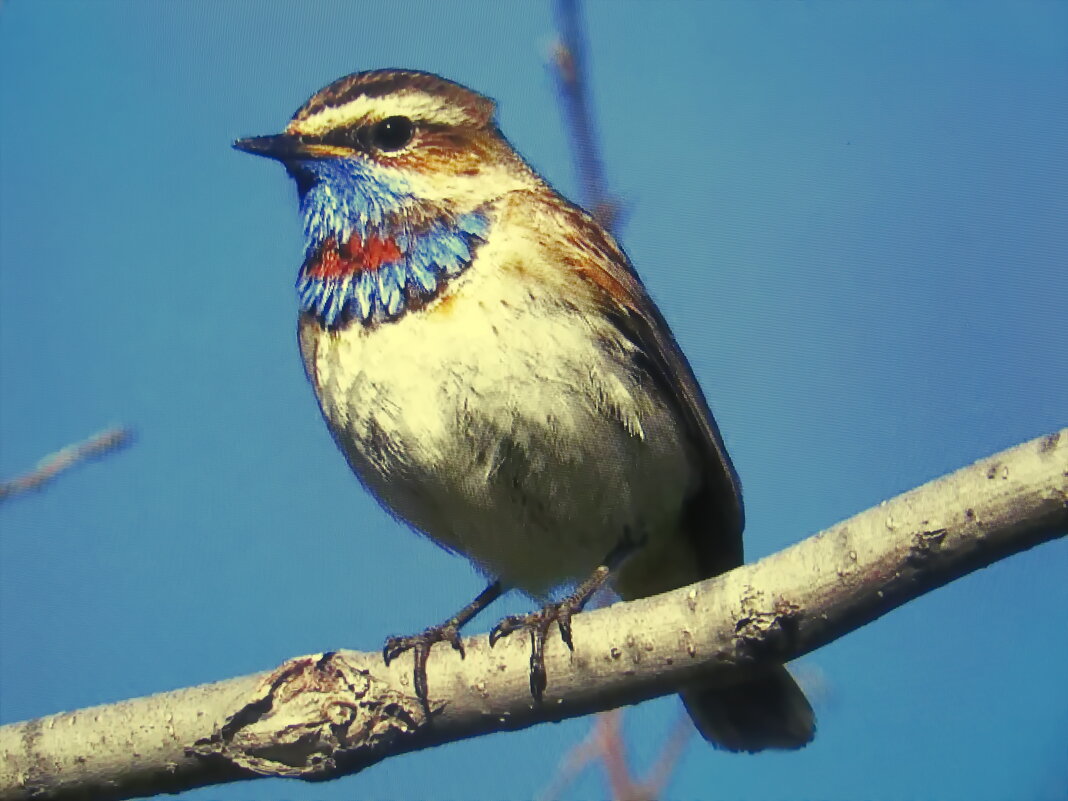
[293,70,494,127]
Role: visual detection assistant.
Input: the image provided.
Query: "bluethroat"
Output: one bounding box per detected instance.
[234,70,814,751]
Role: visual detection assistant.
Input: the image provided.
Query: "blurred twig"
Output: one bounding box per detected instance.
[0,427,134,503]
[539,709,693,801]
[547,4,677,798]
[551,0,622,234]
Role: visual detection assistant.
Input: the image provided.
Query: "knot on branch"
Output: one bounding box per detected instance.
[189,652,423,779]
[732,588,802,663]
[907,527,949,566]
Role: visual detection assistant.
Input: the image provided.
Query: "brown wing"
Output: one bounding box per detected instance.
[560,212,817,753]
[563,206,745,575]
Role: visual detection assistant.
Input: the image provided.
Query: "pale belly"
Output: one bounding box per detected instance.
[301,267,700,598]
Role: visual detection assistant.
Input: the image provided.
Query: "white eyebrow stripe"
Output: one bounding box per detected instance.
[290,92,470,135]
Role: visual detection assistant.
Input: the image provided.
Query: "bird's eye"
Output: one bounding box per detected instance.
[369,116,415,152]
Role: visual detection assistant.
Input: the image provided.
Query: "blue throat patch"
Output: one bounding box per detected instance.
[293,158,489,328]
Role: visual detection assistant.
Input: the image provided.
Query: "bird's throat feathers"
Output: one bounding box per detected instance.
[295,158,488,328]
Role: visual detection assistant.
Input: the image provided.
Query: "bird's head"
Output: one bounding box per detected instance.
[235,70,535,248]
[234,70,539,327]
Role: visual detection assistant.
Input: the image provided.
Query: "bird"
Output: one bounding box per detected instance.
[234,69,814,752]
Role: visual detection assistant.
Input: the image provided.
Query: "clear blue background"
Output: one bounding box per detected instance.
[2,2,1066,799]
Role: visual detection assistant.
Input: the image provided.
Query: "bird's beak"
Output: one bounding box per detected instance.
[233,133,308,161]
[233,133,346,161]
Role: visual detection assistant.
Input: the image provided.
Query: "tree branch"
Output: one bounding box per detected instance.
[1,430,1065,800]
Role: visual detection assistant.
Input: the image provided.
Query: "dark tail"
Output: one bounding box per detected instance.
[681,664,815,752]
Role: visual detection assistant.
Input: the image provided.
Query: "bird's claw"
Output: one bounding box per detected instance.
[382,620,466,714]
[384,621,465,664]
[488,567,609,700]
[488,604,570,699]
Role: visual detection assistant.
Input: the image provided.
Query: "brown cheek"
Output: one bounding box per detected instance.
[396,129,490,177]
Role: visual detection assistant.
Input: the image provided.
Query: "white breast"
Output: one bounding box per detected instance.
[303,228,698,597]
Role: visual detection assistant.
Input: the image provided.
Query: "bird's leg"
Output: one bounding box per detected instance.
[488,532,641,700]
[489,566,610,700]
[384,579,503,714]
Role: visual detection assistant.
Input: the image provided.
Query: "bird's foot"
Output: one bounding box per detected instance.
[382,580,503,717]
[383,620,465,714]
[488,565,611,700]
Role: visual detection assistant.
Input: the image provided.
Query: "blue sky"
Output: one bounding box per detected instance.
[2,2,1066,799]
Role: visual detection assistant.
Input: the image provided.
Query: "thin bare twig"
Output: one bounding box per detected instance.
[551,0,622,233]
[642,715,695,801]
[0,427,134,503]
[548,6,677,797]
[537,714,611,801]
[538,584,692,801]
[539,708,693,801]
